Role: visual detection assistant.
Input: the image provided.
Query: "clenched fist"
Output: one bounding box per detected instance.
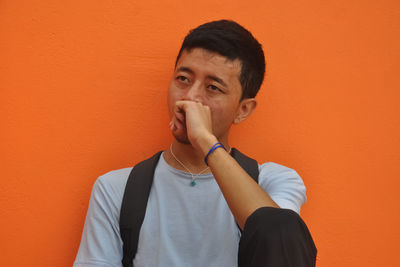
[170,100,218,154]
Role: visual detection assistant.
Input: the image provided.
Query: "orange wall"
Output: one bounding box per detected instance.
[1,0,399,266]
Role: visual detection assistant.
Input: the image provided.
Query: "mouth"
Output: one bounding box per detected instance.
[170,118,190,145]
[176,110,186,125]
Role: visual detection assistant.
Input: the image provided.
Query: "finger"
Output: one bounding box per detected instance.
[175,100,188,108]
[175,100,198,112]
[169,120,175,131]
[177,100,209,112]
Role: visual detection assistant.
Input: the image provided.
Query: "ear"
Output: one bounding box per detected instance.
[233,98,257,124]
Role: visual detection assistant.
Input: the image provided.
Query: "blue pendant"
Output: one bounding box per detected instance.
[190,180,197,186]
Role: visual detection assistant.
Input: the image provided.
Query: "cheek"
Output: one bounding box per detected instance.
[209,104,228,123]
[210,102,238,125]
[167,88,177,117]
[168,83,184,103]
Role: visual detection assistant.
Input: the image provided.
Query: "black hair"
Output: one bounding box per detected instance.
[176,20,265,100]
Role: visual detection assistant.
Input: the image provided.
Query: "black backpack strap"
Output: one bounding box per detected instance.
[231,148,259,183]
[119,151,163,267]
[230,148,259,232]
[119,148,258,266]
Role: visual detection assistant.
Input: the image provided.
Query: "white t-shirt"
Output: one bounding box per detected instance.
[74,152,307,267]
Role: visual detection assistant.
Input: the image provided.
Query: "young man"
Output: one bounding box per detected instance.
[74,20,317,267]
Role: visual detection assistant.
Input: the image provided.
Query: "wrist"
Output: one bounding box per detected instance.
[204,142,226,166]
[196,134,219,156]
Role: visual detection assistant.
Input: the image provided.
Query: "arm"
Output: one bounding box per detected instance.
[198,136,279,229]
[74,173,125,267]
[172,100,279,230]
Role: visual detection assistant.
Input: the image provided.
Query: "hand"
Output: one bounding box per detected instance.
[170,100,217,153]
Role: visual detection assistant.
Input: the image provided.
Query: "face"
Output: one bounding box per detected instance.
[167,48,253,144]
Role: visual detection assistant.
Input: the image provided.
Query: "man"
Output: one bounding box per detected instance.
[74,20,317,267]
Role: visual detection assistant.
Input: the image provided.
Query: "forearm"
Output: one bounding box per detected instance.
[172,100,279,228]
[200,137,279,229]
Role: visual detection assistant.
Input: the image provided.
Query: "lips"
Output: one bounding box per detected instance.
[176,110,186,125]
[170,112,186,133]
[170,115,190,144]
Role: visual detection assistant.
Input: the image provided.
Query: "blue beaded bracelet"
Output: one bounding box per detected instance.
[204,142,226,166]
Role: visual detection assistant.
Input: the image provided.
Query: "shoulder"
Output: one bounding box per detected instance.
[74,167,133,266]
[257,162,307,214]
[95,167,133,192]
[91,167,133,211]
[258,162,301,182]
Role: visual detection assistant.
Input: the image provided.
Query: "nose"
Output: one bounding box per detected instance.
[183,81,203,102]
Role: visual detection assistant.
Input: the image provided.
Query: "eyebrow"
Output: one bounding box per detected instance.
[176,66,228,88]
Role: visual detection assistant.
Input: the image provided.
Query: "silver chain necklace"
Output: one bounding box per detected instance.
[169,144,231,186]
[169,144,210,186]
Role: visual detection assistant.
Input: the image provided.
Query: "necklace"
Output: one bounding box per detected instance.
[169,144,232,186]
[169,144,210,187]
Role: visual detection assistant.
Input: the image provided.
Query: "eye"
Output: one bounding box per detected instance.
[208,84,223,93]
[176,75,189,83]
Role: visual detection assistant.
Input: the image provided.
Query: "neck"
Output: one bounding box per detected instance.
[164,137,231,174]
